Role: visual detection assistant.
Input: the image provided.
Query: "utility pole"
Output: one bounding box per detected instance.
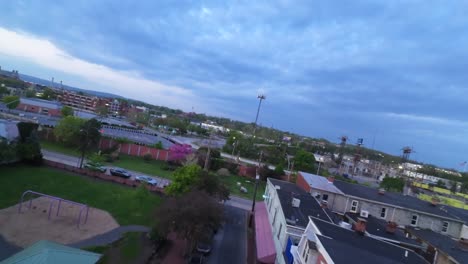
[203,133,213,171]
[252,94,266,138]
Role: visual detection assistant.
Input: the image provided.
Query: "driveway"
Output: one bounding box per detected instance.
[206,205,247,264]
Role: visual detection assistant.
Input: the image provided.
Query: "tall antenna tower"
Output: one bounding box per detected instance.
[353,138,364,176]
[337,136,348,174]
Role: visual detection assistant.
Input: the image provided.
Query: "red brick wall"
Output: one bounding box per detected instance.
[238,165,256,178]
[99,138,169,161]
[316,253,329,264]
[296,172,311,193]
[16,103,61,117]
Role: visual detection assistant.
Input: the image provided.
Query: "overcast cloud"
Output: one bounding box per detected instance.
[0,0,467,168]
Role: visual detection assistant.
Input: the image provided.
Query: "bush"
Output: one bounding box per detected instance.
[143,153,152,162]
[103,154,114,162]
[217,168,230,177]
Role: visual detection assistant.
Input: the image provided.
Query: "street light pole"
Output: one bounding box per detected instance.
[252,94,266,138]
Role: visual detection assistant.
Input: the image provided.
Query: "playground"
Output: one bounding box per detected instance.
[0,193,119,247]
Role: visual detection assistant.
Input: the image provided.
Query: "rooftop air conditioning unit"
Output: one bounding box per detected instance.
[292,198,301,208]
[360,210,369,218]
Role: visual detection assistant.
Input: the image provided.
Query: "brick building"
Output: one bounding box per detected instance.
[17,98,62,117]
[58,91,102,112]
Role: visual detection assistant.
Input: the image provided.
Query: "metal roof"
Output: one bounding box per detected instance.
[20,98,62,110]
[298,171,344,194]
[2,240,101,264]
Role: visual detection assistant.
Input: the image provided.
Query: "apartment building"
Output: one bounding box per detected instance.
[296,172,468,240]
[17,98,62,117]
[295,217,428,264]
[58,91,101,112]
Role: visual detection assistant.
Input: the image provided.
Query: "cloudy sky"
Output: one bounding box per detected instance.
[0,1,467,168]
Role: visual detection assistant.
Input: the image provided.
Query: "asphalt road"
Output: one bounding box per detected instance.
[206,205,247,264]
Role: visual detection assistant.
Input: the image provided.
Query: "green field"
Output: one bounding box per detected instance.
[109,155,174,180]
[0,165,161,225]
[413,182,468,199]
[219,174,266,201]
[418,193,468,210]
[40,140,81,157]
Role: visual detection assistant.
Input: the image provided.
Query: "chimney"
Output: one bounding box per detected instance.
[353,218,367,235]
[386,221,397,234]
[327,176,335,183]
[321,200,328,208]
[378,188,385,195]
[459,238,468,248]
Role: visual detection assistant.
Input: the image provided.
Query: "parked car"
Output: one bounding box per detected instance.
[196,228,214,255]
[84,162,107,173]
[110,168,131,178]
[135,175,158,186]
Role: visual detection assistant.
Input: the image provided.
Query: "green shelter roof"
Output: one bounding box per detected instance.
[2,240,101,264]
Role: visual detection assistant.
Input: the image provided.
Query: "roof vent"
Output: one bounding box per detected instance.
[378,188,385,195]
[292,197,301,208]
[286,215,297,225]
[275,185,281,190]
[327,176,335,183]
[360,210,369,218]
[386,221,397,234]
[430,197,440,207]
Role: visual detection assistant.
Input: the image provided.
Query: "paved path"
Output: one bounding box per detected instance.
[69,225,150,248]
[0,235,22,261]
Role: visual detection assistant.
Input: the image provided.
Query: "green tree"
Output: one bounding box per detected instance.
[154,190,223,255]
[40,88,57,100]
[380,177,405,192]
[95,105,108,117]
[3,95,20,110]
[436,179,446,189]
[450,181,457,194]
[25,89,36,98]
[293,149,316,173]
[195,170,230,202]
[166,164,202,195]
[78,118,102,168]
[0,85,9,96]
[16,122,42,165]
[461,182,468,194]
[54,116,86,146]
[61,106,74,117]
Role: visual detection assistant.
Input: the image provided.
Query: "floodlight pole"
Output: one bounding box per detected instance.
[252,94,266,138]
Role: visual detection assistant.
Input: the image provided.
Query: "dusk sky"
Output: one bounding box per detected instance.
[1,1,467,169]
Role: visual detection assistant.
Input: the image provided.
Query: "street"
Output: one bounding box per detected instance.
[206,205,248,264]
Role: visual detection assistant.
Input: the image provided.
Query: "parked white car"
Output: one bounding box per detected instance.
[135,175,158,186]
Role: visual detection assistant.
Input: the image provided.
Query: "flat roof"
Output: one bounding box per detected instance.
[299,171,344,194]
[406,227,468,264]
[20,98,62,109]
[312,218,429,264]
[268,178,336,228]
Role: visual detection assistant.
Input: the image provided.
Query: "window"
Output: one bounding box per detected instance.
[272,208,278,225]
[322,194,329,201]
[380,208,387,219]
[350,200,359,213]
[302,243,308,259]
[442,221,449,233]
[304,253,309,263]
[268,195,273,212]
[411,214,418,226]
[277,223,283,239]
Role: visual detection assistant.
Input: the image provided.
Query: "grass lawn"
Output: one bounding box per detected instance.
[108,155,174,180]
[413,182,468,199]
[40,140,81,157]
[418,193,468,210]
[120,232,141,262]
[220,174,266,201]
[0,165,161,226]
